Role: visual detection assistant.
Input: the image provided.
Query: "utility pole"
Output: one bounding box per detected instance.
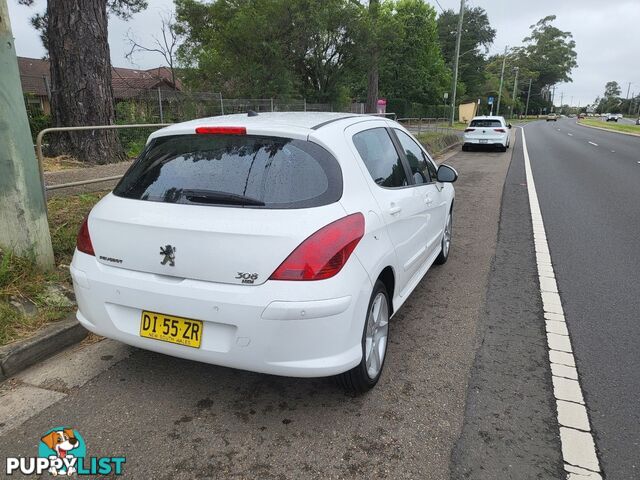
[559,92,564,113]
[511,67,519,119]
[496,46,508,116]
[0,0,54,268]
[449,0,465,126]
[525,78,532,118]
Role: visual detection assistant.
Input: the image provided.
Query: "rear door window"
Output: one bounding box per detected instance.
[114,134,342,209]
[353,128,409,188]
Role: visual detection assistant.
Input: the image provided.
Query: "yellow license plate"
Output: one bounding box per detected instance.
[140,311,203,348]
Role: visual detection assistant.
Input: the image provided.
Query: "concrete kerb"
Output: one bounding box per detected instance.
[0,315,87,381]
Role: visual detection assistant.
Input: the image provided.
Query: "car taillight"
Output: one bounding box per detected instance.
[464,128,475,132]
[76,217,95,256]
[269,213,365,281]
[494,128,506,133]
[195,126,246,135]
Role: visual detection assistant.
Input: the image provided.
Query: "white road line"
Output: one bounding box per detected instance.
[567,133,573,136]
[520,128,602,479]
[588,141,598,146]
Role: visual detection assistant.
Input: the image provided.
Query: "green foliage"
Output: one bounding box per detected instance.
[175,0,451,106]
[595,81,624,113]
[508,16,577,114]
[176,0,359,99]
[377,0,450,105]
[437,6,496,101]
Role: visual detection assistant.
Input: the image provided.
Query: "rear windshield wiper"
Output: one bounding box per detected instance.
[181,189,265,206]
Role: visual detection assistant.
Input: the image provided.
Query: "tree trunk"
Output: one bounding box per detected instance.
[365,0,380,114]
[47,0,125,164]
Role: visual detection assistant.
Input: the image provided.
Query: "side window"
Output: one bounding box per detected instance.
[394,129,431,184]
[353,128,409,188]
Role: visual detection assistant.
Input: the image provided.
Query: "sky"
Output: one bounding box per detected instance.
[7,0,640,107]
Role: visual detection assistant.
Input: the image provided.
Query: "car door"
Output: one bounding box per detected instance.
[392,128,447,260]
[347,123,428,294]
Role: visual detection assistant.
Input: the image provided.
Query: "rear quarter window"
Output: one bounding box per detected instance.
[113,134,342,209]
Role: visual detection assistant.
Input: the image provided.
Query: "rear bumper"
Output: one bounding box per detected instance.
[71,251,373,377]
[463,134,508,147]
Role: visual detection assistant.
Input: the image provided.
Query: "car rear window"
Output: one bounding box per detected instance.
[113,134,342,209]
[469,119,503,127]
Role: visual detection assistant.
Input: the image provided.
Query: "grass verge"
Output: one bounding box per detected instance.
[416,131,461,155]
[578,118,640,135]
[0,191,107,346]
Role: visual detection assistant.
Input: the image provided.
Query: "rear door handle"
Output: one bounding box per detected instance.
[388,206,402,216]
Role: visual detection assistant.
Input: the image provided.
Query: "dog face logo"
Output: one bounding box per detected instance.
[160,245,176,266]
[39,428,82,476]
[41,429,79,459]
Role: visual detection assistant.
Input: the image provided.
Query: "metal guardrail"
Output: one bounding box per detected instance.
[397,117,458,135]
[37,124,172,195]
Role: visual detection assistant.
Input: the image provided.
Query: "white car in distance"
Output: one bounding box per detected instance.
[463,115,512,152]
[71,112,457,393]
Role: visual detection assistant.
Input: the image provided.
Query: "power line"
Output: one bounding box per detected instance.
[433,0,445,13]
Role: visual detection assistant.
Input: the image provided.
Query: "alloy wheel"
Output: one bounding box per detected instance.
[365,292,389,379]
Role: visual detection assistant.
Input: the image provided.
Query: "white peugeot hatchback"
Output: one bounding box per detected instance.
[71,112,457,392]
[462,115,511,151]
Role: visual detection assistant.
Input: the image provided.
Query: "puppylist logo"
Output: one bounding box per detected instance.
[5,427,125,476]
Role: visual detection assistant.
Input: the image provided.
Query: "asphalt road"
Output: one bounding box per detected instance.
[524,118,640,479]
[0,146,515,479]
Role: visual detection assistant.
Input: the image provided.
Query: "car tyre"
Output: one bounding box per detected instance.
[434,208,453,265]
[337,280,390,394]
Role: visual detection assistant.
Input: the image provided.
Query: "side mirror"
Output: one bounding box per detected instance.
[436,164,458,183]
[508,124,512,129]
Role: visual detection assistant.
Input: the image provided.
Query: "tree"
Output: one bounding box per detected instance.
[509,16,577,114]
[604,81,621,98]
[365,0,380,113]
[175,0,364,103]
[595,81,623,113]
[437,5,496,101]
[378,0,450,106]
[20,0,147,164]
[126,13,180,87]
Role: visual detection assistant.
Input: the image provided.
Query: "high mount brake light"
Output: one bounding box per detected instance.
[269,213,365,281]
[195,126,247,135]
[76,217,95,256]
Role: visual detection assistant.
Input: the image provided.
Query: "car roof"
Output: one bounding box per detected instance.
[470,115,505,120]
[148,112,383,141]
